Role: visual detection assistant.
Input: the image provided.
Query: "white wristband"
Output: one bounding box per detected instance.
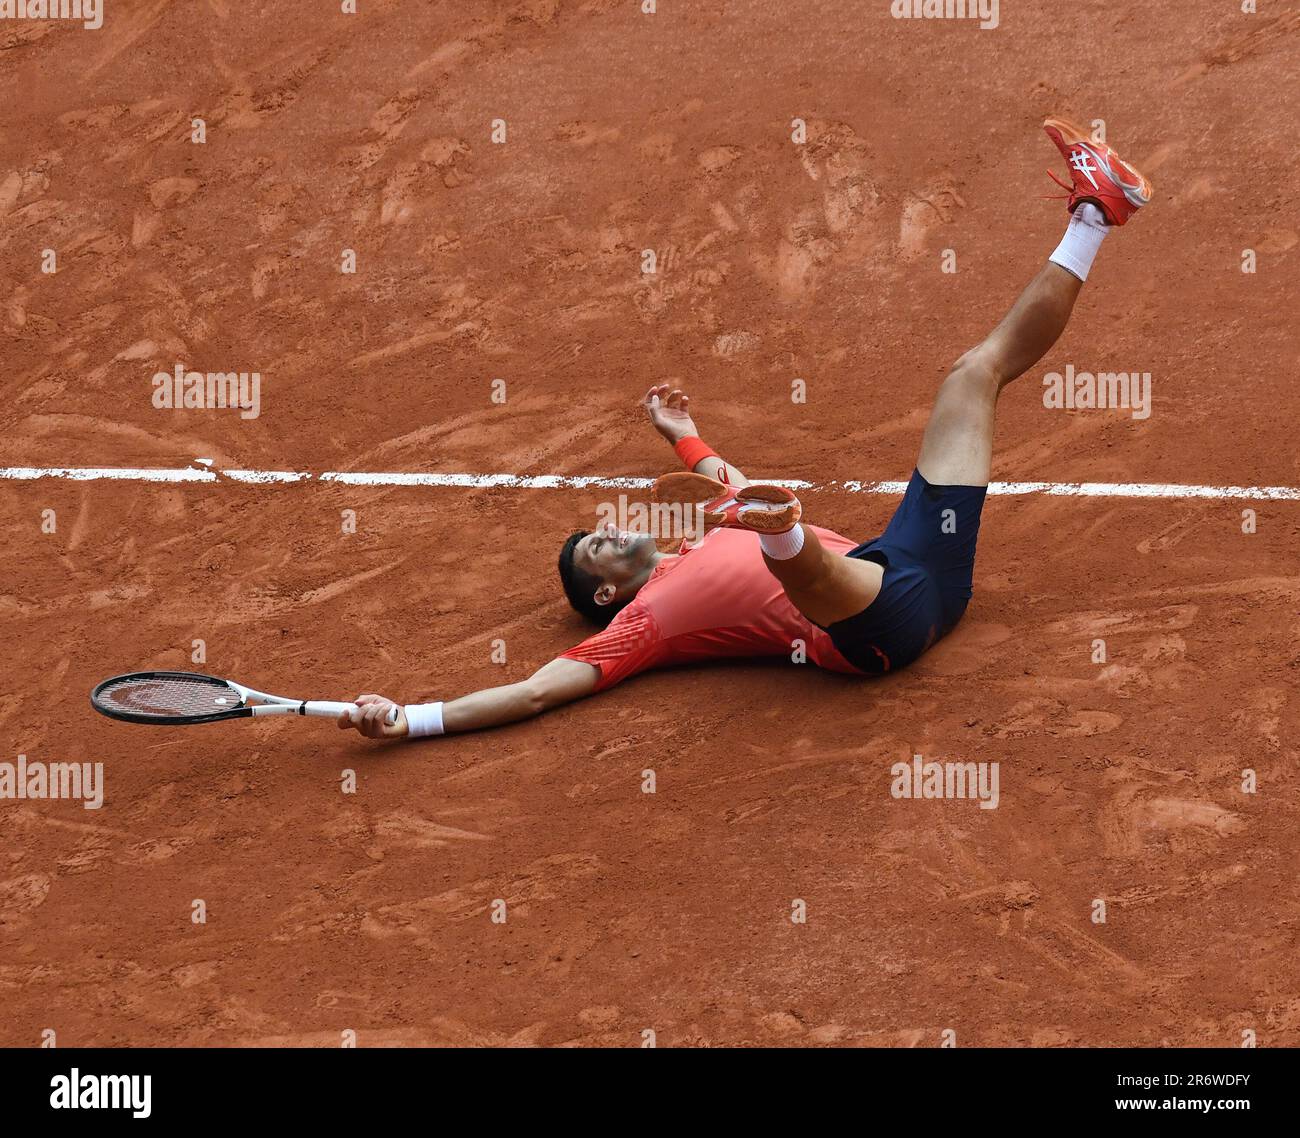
[404,701,446,737]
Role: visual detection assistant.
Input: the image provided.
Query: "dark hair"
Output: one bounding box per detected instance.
[558,530,624,626]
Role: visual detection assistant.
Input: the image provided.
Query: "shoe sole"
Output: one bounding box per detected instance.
[651,473,801,534]
[1043,115,1153,208]
[732,484,802,533]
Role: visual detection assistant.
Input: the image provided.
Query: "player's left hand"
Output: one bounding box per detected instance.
[643,384,699,444]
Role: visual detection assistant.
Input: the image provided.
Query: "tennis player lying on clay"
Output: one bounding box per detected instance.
[341,117,1152,741]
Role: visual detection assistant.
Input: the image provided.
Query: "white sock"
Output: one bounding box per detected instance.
[759,525,805,560]
[1049,202,1109,282]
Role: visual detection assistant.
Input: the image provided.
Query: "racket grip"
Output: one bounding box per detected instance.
[302,701,400,725]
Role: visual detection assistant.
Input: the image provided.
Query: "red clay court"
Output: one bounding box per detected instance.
[2,1,1298,1047]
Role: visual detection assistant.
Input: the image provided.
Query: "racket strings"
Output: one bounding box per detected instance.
[94,675,242,719]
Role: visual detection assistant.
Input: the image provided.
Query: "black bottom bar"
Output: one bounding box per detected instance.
[0,1046,1290,1124]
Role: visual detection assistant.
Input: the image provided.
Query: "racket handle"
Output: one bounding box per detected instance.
[300,701,401,725]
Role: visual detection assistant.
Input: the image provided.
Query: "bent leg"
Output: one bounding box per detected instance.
[759,525,883,628]
[917,262,1083,487]
[772,260,1084,629]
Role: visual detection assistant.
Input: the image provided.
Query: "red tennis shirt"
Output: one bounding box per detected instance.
[560,526,865,690]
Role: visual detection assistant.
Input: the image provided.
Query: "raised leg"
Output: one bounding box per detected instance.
[764,112,1153,625]
[762,259,1086,628]
[916,261,1083,487]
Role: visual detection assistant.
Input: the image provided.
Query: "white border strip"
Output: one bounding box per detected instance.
[1,467,1298,501]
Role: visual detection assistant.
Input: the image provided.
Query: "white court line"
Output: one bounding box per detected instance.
[1,466,1298,500]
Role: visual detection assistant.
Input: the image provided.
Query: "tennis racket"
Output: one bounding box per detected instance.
[90,671,399,726]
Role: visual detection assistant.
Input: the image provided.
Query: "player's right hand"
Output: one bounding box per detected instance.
[338,694,409,739]
[643,384,699,444]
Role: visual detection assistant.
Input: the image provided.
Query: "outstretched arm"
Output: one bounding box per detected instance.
[643,384,750,487]
[338,656,600,739]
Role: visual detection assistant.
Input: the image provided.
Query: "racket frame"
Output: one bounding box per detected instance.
[90,671,397,726]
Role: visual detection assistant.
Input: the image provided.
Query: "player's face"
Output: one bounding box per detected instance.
[577,524,656,586]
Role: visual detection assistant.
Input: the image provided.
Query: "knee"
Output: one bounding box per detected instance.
[951,342,1011,389]
[938,353,1001,403]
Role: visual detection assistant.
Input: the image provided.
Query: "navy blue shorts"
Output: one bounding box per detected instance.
[822,469,988,675]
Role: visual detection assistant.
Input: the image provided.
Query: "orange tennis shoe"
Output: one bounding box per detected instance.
[1043,116,1152,227]
[652,472,802,535]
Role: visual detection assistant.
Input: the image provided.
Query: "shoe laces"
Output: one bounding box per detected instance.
[1045,168,1075,197]
[1045,169,1076,193]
